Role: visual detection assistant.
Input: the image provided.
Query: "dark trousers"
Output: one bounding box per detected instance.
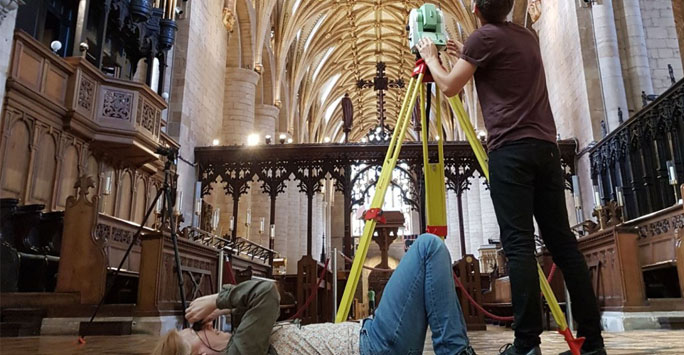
[489,138,604,350]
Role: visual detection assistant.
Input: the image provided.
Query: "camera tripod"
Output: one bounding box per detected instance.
[85,146,188,332]
[335,59,584,355]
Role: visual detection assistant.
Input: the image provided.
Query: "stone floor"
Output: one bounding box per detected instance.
[0,327,683,354]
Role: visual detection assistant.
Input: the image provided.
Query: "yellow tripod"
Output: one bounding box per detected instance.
[335,60,583,355]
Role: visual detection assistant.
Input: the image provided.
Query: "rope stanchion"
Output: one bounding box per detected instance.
[288,258,330,321]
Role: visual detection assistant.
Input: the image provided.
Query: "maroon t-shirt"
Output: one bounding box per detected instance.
[461,22,557,151]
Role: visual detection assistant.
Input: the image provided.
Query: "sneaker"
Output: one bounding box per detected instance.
[458,345,477,355]
[558,348,606,355]
[499,343,542,355]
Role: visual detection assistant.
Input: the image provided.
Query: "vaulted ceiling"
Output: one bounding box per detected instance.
[236,0,531,143]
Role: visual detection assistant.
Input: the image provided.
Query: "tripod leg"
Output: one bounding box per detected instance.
[335,74,424,323]
[422,84,448,238]
[163,185,188,327]
[88,185,165,323]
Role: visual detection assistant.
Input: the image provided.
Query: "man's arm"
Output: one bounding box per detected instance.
[417,38,476,97]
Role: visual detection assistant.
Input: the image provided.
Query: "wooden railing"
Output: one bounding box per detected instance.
[590,79,684,220]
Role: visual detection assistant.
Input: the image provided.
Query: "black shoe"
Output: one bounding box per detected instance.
[559,348,606,355]
[499,343,542,355]
[458,345,477,355]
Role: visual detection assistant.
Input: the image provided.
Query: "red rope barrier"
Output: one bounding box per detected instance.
[288,258,330,321]
[452,273,515,322]
[336,251,560,323]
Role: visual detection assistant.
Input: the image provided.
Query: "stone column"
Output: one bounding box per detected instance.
[331,190,345,271]
[222,67,259,145]
[592,0,630,132]
[274,181,290,261]
[0,9,18,111]
[248,104,280,244]
[466,174,483,258]
[223,67,258,238]
[286,182,299,274]
[479,185,498,248]
[445,189,462,261]
[298,191,307,258]
[618,0,654,110]
[674,0,684,69]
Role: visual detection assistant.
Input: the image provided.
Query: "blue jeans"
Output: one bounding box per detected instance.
[359,234,469,355]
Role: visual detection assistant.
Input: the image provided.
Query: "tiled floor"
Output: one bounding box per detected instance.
[1,327,683,354]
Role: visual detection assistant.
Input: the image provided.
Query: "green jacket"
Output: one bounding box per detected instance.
[216,280,281,355]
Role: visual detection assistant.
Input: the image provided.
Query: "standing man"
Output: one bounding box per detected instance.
[368,288,376,316]
[417,1,605,355]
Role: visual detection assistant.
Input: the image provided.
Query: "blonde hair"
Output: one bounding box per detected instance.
[151,329,191,355]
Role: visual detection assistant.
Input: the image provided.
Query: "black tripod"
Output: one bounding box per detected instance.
[86,146,188,331]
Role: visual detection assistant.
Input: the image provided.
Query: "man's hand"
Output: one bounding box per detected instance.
[417,38,438,62]
[446,39,463,59]
[186,294,219,324]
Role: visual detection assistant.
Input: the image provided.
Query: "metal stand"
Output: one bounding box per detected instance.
[332,247,338,322]
[86,146,187,329]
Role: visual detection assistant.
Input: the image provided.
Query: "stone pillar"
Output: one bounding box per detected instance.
[298,191,307,259]
[222,67,258,238]
[0,9,17,111]
[248,104,280,244]
[618,0,654,111]
[674,0,684,69]
[286,182,299,274]
[274,181,290,261]
[592,0,630,132]
[445,189,462,261]
[313,193,323,261]
[331,190,345,271]
[255,104,279,139]
[466,174,483,258]
[480,185,498,247]
[222,67,259,145]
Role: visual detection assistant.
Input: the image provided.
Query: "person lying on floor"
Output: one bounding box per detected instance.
[153,233,477,355]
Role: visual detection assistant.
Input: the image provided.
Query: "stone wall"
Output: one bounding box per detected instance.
[168,0,228,224]
[0,10,18,113]
[640,0,683,94]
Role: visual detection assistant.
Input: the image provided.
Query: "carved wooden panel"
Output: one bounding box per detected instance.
[57,145,79,209]
[1,33,168,217]
[635,206,684,266]
[12,41,44,92]
[31,132,57,205]
[44,65,69,105]
[578,227,646,310]
[1,119,31,200]
[97,86,135,128]
[96,214,143,273]
[119,171,133,220]
[76,74,97,116]
[136,232,218,316]
[86,155,99,192]
[133,177,146,225]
